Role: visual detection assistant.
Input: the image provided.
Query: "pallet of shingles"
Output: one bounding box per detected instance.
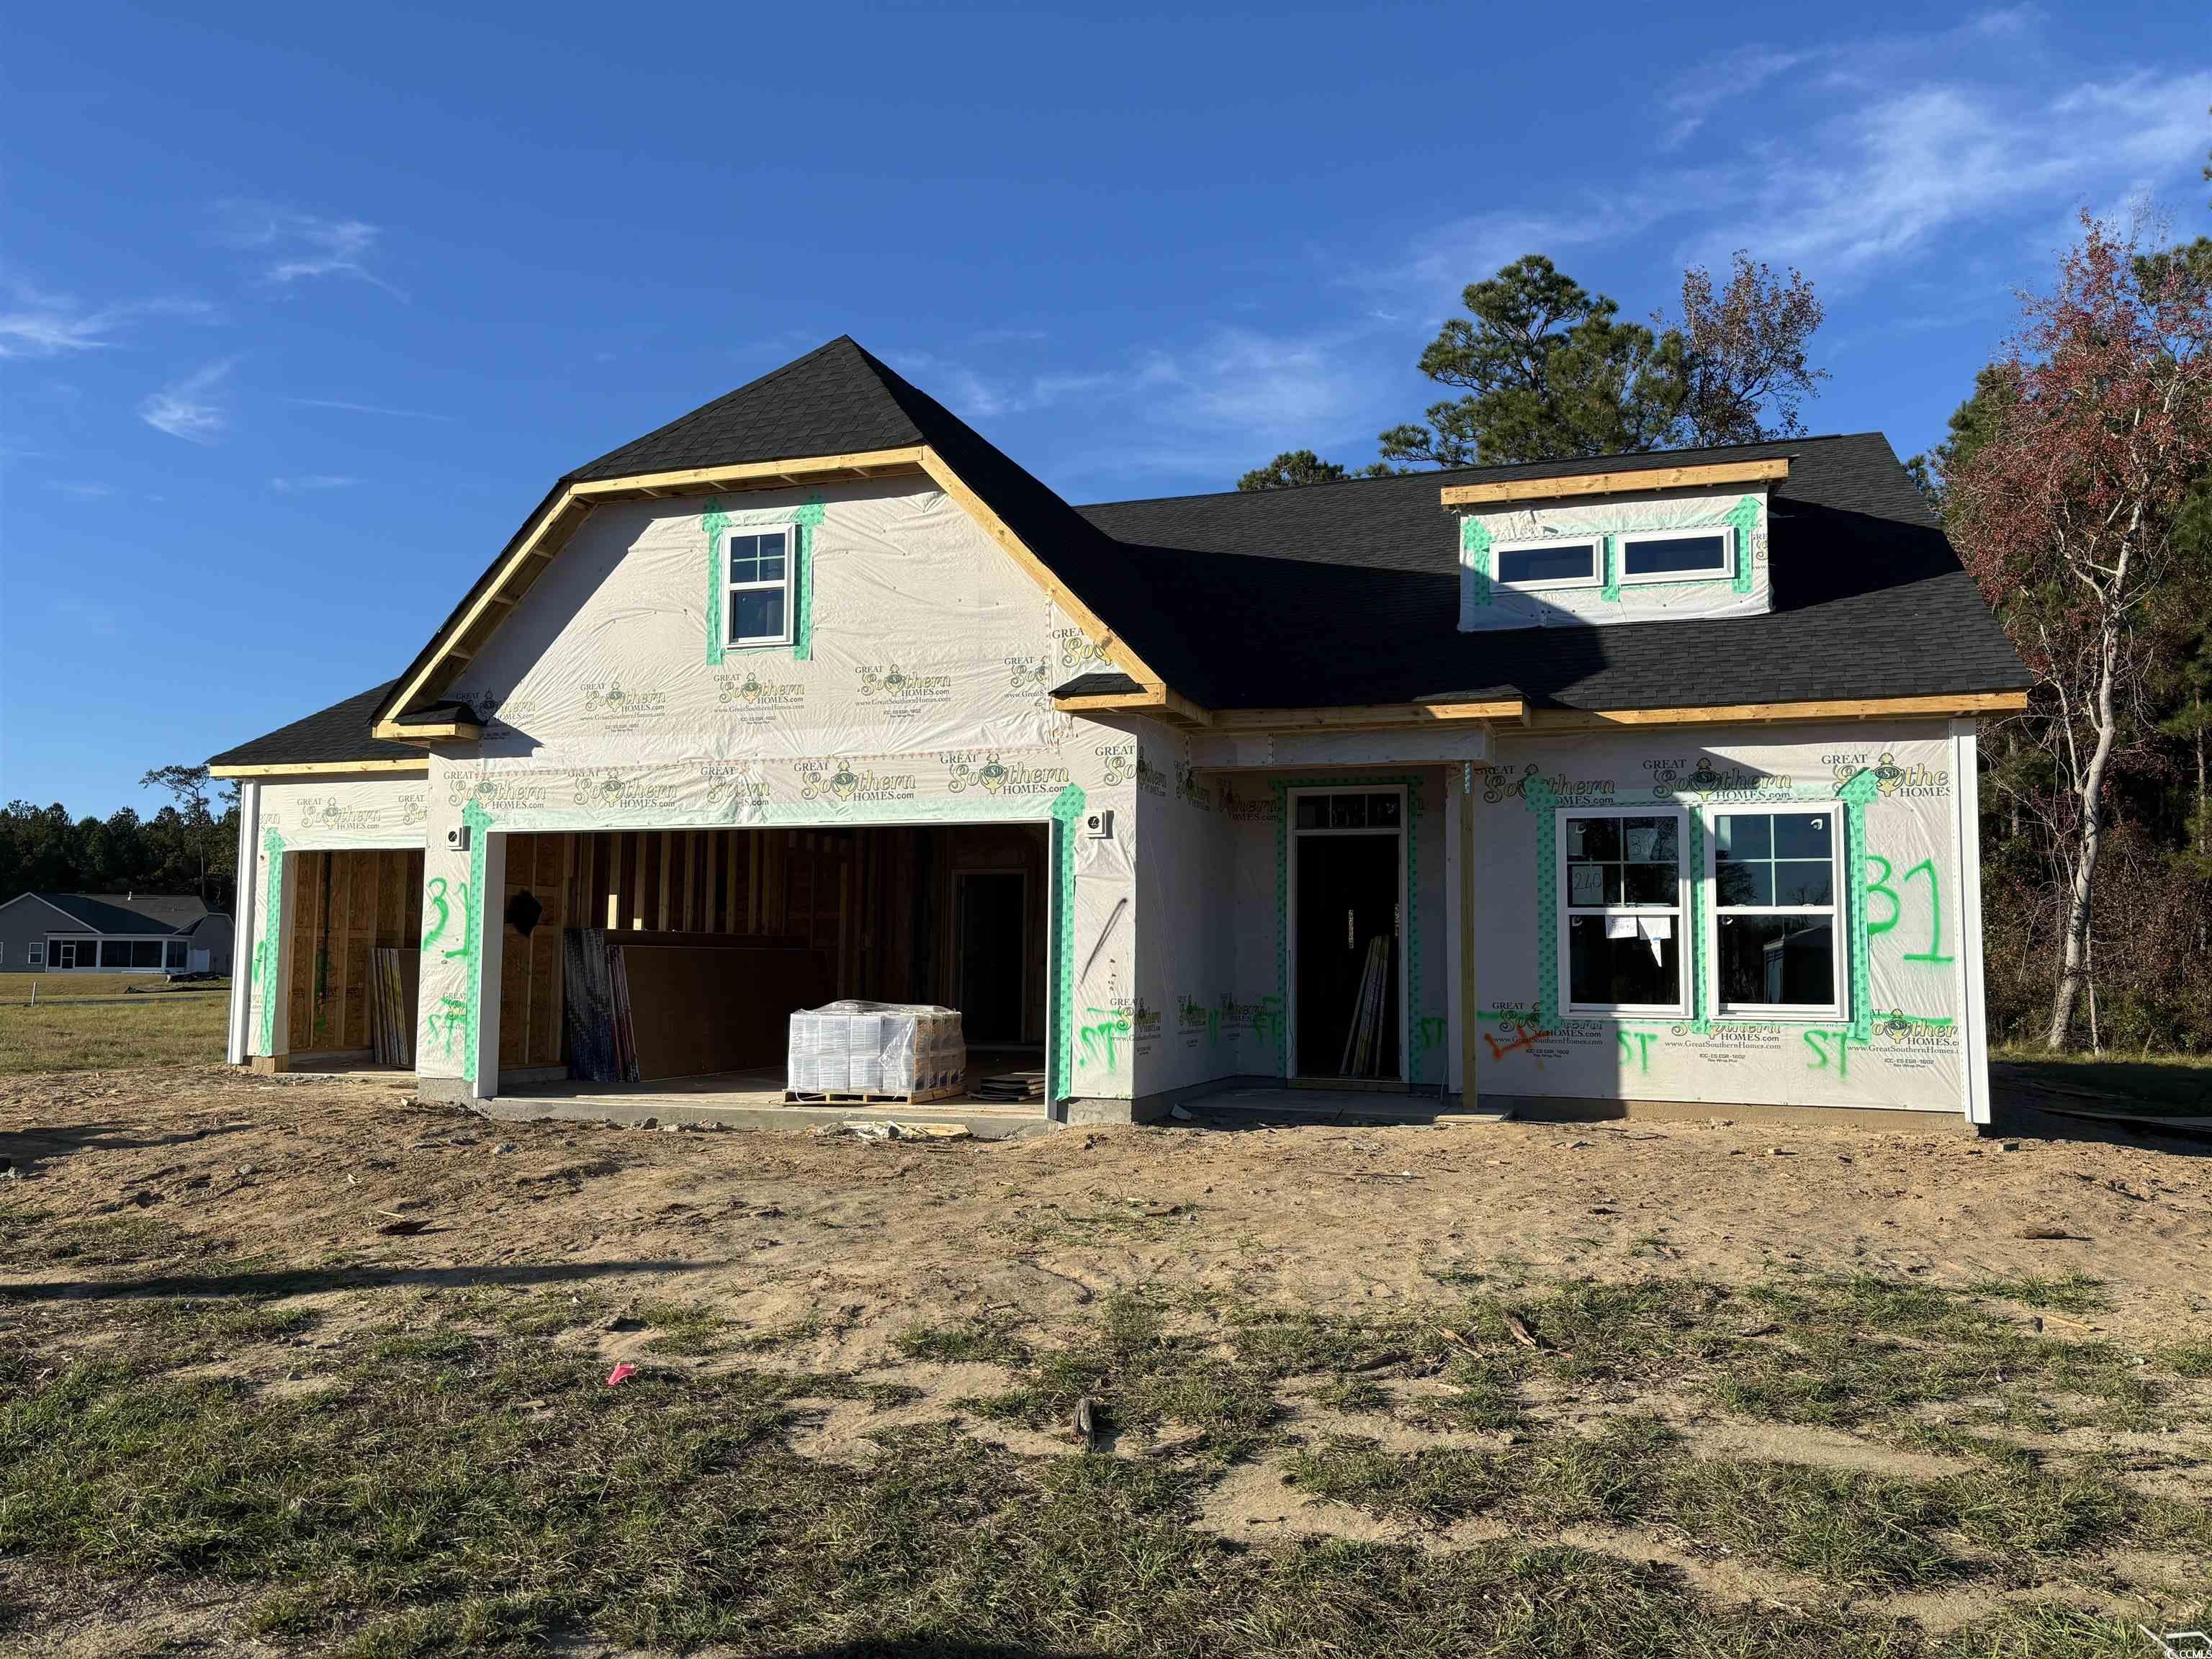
[974,1070,1048,1102]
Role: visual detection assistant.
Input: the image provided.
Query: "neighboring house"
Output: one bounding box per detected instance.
[209,336,2029,1126]
[0,892,233,974]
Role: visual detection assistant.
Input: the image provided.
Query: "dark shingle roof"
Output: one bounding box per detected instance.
[26,894,185,935]
[214,346,2027,767]
[80,894,209,929]
[208,681,425,771]
[1073,433,2029,710]
[569,338,931,482]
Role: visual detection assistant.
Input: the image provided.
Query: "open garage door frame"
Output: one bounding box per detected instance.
[457,794,1084,1107]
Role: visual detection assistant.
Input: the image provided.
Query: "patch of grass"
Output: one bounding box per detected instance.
[893,1316,1028,1366]
[1312,1375,1392,1413]
[0,994,228,1072]
[730,1316,819,1352]
[1968,1273,2112,1316]
[0,974,206,1003]
[1287,1413,2149,1593]
[2161,1339,2212,1379]
[633,1298,727,1357]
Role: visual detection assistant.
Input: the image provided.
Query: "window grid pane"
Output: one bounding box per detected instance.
[1714,811,1835,912]
[1565,814,1679,912]
[1622,532,1729,576]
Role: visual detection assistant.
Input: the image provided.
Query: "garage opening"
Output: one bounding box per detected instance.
[283,848,426,1067]
[497,823,1050,1103]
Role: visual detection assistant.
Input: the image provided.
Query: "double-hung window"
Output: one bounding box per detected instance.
[1711,806,1843,1016]
[1560,808,1687,1014]
[1495,537,1601,592]
[725,529,793,648]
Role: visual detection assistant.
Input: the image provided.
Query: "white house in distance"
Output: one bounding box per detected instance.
[208,338,2028,1128]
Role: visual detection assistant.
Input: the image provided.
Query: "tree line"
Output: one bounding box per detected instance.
[1249,149,2212,1053]
[1,766,242,916]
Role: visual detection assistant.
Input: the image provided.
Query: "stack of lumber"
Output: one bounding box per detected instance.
[1339,936,1391,1077]
[367,948,418,1068]
[973,1070,1046,1102]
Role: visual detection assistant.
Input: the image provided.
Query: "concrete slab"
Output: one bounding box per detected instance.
[1174,1085,1509,1128]
[495,1067,1054,1140]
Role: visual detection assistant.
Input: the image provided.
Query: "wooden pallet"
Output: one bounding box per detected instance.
[785,1081,966,1107]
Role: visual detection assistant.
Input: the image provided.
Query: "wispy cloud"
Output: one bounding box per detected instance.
[48,480,117,499]
[268,473,359,492]
[138,359,235,444]
[215,202,403,298]
[0,283,212,359]
[282,395,452,421]
[1375,17,2212,302]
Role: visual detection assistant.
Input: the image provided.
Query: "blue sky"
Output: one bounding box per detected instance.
[3,2,2208,815]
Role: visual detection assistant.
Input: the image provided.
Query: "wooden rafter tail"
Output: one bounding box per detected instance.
[1524,690,2029,730]
[1439,457,1789,508]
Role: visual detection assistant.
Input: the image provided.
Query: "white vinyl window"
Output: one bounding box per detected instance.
[1619,525,1735,584]
[1709,806,1844,1017]
[1494,536,1602,591]
[25,944,41,966]
[725,529,793,648]
[1557,806,1688,1015]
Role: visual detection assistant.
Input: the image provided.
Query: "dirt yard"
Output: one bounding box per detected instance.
[2,1063,2208,1656]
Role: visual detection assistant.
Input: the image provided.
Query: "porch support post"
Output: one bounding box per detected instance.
[1949,719,1993,1127]
[470,831,508,1100]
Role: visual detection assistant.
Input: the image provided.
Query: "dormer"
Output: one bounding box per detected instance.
[1449,457,1788,632]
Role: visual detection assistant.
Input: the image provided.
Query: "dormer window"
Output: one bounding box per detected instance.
[1620,526,1734,583]
[1494,538,1601,591]
[726,530,794,647]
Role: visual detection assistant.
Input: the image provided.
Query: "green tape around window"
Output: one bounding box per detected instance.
[253,827,286,1055]
[1460,519,1492,607]
[1727,495,1760,595]
[1048,784,1086,1103]
[702,499,731,667]
[1600,534,1621,603]
[1523,776,1559,1027]
[1839,769,1879,1044]
[1686,809,1710,1033]
[793,494,822,661]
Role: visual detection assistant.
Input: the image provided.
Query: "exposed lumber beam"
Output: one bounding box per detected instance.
[1524,689,2028,730]
[210,759,430,779]
[1440,457,1789,508]
[1205,698,1528,733]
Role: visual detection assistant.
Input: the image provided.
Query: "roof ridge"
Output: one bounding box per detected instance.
[1078,431,1875,512]
[563,336,921,480]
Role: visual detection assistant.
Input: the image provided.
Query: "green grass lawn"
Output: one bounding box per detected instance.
[0,985,230,1072]
[1994,1048,2212,1115]
[1,1242,2205,1656]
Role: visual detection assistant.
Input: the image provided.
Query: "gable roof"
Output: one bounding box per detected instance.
[81,894,210,929]
[213,344,2027,770]
[14,893,186,935]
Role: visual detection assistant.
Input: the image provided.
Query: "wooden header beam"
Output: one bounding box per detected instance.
[1441,457,1789,508]
[1524,690,2027,730]
[210,758,430,779]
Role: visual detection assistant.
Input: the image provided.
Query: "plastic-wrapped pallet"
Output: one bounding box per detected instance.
[788,1001,966,1096]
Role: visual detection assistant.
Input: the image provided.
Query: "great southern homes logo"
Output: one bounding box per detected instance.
[946,752,1071,796]
[1006,655,1051,703]
[1175,762,1214,811]
[1219,784,1279,822]
[1055,627,1112,669]
[1094,743,1134,787]
[1645,755,1796,800]
[859,664,953,707]
[797,760,919,805]
[1478,761,1616,806]
[441,771,554,811]
[574,769,680,814]
[581,681,668,721]
[1825,750,1951,798]
[716,669,806,709]
[702,765,773,811]
[1135,747,1169,797]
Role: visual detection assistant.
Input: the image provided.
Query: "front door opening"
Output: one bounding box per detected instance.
[1291,788,1405,1081]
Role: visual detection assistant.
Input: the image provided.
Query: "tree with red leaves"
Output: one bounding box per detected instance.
[1950,214,2212,1050]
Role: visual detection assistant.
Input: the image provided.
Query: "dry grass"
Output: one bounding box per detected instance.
[0,974,196,1002]
[0,989,229,1072]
